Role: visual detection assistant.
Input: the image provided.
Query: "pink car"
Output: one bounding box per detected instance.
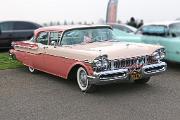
[10,25,167,92]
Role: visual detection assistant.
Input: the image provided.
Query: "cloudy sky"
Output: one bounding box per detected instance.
[0,0,179,24]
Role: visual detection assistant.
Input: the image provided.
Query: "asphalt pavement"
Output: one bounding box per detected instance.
[0,63,180,120]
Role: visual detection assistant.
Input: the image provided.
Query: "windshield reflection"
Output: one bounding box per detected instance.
[61,28,113,45]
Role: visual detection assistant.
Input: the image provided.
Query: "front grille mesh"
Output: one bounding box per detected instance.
[111,55,155,69]
[95,55,157,72]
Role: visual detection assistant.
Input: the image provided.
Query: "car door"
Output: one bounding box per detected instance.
[42,31,66,76]
[158,35,180,61]
[24,32,50,71]
[0,22,14,48]
[13,21,37,41]
[158,24,180,62]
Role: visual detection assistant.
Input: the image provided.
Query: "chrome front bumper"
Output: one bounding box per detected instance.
[88,62,167,85]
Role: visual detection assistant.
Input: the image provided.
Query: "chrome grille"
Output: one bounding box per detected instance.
[109,55,156,70]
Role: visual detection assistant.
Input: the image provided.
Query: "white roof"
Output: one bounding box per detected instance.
[144,21,180,26]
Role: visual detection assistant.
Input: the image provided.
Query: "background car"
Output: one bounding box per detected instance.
[0,21,42,49]
[113,21,180,63]
[135,21,180,62]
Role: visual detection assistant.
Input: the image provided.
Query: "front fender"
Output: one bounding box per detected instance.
[66,61,94,78]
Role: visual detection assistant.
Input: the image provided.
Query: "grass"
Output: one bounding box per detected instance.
[0,52,23,70]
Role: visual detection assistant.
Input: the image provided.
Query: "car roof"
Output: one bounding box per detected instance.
[107,23,137,32]
[144,21,180,26]
[34,25,111,36]
[0,20,42,27]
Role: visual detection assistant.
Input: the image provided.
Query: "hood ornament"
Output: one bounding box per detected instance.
[126,43,130,47]
[99,50,102,56]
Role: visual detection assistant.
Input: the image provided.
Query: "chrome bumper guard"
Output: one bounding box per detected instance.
[88,62,167,85]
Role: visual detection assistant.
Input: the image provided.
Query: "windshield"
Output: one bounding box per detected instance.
[61,27,113,45]
[169,23,180,37]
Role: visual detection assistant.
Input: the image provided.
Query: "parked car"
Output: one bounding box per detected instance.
[0,21,42,49]
[10,25,167,92]
[114,21,180,63]
[108,23,137,33]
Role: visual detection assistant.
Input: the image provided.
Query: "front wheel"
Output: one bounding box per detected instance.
[134,77,151,84]
[77,67,96,93]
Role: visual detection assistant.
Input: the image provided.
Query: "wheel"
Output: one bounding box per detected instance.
[28,66,36,73]
[134,77,151,84]
[77,67,96,93]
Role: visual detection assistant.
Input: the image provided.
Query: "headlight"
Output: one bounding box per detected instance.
[152,48,165,60]
[94,60,102,68]
[152,52,161,59]
[93,55,109,70]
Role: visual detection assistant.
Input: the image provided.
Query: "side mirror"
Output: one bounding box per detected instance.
[51,41,57,48]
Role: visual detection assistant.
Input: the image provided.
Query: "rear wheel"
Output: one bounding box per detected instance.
[28,66,36,73]
[134,77,151,84]
[77,67,96,93]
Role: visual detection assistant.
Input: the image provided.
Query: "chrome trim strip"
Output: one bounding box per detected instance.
[93,69,128,76]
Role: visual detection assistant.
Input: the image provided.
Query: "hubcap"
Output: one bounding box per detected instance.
[77,67,88,91]
[79,71,88,87]
[29,67,35,73]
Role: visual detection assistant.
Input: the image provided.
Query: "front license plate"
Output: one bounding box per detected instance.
[131,72,141,80]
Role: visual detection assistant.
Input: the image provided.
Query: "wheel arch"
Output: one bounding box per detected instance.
[67,62,93,80]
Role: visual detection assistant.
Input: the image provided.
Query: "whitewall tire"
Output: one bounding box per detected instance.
[28,66,36,73]
[77,67,96,92]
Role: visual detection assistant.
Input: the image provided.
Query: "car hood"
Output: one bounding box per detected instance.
[68,41,163,61]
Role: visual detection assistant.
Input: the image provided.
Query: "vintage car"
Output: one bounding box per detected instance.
[114,21,180,63]
[10,25,167,92]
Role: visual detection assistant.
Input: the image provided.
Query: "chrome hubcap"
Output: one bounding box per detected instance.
[77,67,89,91]
[29,67,34,73]
[79,70,88,87]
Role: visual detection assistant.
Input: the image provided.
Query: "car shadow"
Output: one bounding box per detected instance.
[94,83,153,95]
[0,49,9,53]
[18,68,153,95]
[167,61,180,70]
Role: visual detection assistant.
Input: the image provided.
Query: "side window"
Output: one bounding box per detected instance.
[141,25,168,37]
[61,30,84,45]
[14,22,37,30]
[0,22,13,31]
[49,32,61,45]
[30,36,35,42]
[169,23,180,37]
[37,32,49,45]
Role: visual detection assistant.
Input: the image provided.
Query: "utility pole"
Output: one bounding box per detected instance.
[106,0,118,23]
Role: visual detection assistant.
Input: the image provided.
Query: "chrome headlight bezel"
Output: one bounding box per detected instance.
[92,55,109,71]
[152,48,166,60]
